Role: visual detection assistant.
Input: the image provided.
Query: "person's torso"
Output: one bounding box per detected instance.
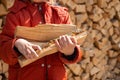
[9,54,66,80]
[8,2,69,80]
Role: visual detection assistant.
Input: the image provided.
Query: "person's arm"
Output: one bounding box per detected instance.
[0,13,20,65]
[56,35,82,64]
[56,7,82,63]
[62,8,72,24]
[0,13,42,65]
[59,45,82,64]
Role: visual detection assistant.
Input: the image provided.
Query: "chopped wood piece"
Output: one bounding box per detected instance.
[96,68,106,79]
[108,50,119,58]
[69,77,74,80]
[99,18,105,28]
[74,76,81,80]
[86,5,93,13]
[66,0,77,10]
[84,49,94,58]
[104,8,116,19]
[113,68,120,74]
[108,27,114,36]
[0,60,2,74]
[69,11,76,24]
[104,19,113,30]
[97,0,107,8]
[117,11,120,19]
[15,24,76,42]
[5,72,8,79]
[73,0,85,4]
[86,63,94,73]
[94,38,112,51]
[118,55,120,62]
[112,20,119,27]
[112,44,120,51]
[59,0,68,5]
[85,0,94,5]
[112,35,120,44]
[95,32,102,41]
[91,30,99,39]
[0,30,2,33]
[114,27,120,35]
[0,4,8,16]
[90,67,100,75]
[108,58,117,70]
[0,75,2,80]
[80,58,90,69]
[1,0,15,9]
[75,5,86,13]
[89,14,103,22]
[101,29,108,36]
[76,13,88,24]
[18,32,87,67]
[0,19,2,28]
[2,60,8,73]
[81,73,90,80]
[66,68,73,79]
[67,64,81,75]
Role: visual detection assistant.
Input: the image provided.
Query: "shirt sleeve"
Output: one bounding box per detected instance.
[0,13,20,65]
[62,8,72,24]
[57,7,83,64]
[59,45,82,64]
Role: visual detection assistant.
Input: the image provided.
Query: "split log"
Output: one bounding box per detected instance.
[0,0,15,9]
[0,30,2,33]
[108,50,119,58]
[97,0,107,8]
[73,0,85,4]
[80,58,90,69]
[0,19,2,29]
[1,60,8,73]
[0,4,8,16]
[69,11,76,24]
[18,32,87,67]
[76,13,88,25]
[90,67,100,76]
[66,0,77,10]
[74,76,81,80]
[85,0,94,5]
[0,60,2,74]
[67,63,81,76]
[75,5,86,13]
[15,24,76,42]
[0,75,2,80]
[81,73,90,80]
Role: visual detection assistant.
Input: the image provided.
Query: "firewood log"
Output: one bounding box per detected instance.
[17,31,87,67]
[15,24,76,42]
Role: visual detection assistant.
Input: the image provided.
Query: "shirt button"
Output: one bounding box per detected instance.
[41,64,45,67]
[34,4,37,7]
[47,65,51,68]
[39,22,42,24]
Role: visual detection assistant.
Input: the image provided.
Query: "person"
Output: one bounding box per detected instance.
[0,0,82,80]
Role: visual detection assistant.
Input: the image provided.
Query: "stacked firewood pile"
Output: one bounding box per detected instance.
[57,0,120,80]
[0,0,120,80]
[0,0,14,79]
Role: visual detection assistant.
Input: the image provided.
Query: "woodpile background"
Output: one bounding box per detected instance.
[0,0,120,80]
